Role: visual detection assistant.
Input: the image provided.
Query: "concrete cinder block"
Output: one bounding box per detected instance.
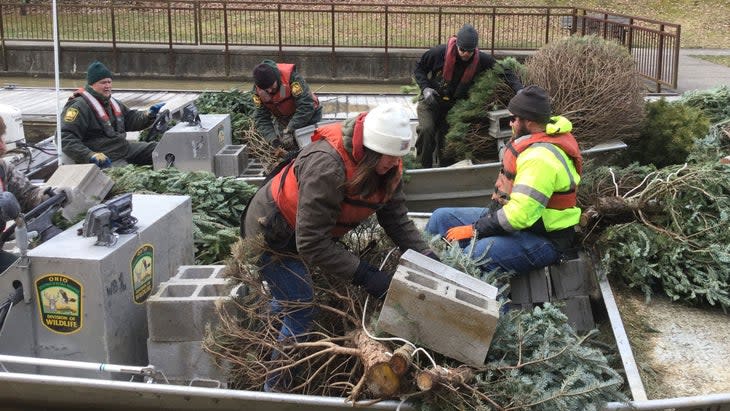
[399,249,498,299]
[558,295,595,332]
[510,268,551,303]
[214,144,248,177]
[549,254,597,299]
[42,164,114,220]
[487,109,513,138]
[147,279,233,342]
[377,264,500,367]
[147,339,228,385]
[509,274,531,304]
[171,265,227,281]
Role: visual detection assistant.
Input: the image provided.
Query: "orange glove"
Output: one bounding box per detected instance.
[445,225,475,241]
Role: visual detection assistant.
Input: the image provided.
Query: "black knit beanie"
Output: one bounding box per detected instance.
[507,85,551,124]
[252,61,278,88]
[86,61,113,85]
[456,24,479,51]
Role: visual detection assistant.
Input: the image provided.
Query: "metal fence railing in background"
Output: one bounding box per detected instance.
[0,1,681,90]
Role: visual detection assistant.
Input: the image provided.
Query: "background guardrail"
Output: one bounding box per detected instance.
[0,1,680,90]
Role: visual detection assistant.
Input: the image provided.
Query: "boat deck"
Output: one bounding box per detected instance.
[0,87,418,124]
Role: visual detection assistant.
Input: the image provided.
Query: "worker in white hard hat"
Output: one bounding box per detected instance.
[241,103,437,391]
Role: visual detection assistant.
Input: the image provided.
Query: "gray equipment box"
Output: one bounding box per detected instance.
[0,194,194,380]
[152,114,232,174]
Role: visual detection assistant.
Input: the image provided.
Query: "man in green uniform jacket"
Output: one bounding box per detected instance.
[251,60,322,150]
[60,61,164,168]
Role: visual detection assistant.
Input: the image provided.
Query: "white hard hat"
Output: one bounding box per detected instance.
[362,103,412,157]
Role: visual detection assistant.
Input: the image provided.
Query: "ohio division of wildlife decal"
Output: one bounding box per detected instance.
[36,274,82,334]
[131,243,154,304]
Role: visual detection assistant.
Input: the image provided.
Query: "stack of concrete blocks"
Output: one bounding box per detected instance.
[487,109,513,161]
[146,265,235,387]
[41,163,114,220]
[377,250,500,367]
[509,252,598,331]
[214,144,248,177]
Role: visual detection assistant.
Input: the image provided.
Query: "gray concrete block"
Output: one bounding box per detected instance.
[147,279,233,342]
[549,254,596,299]
[170,265,227,281]
[528,268,551,303]
[214,144,248,177]
[147,339,228,385]
[399,249,498,299]
[487,109,512,137]
[509,274,531,304]
[42,163,114,220]
[377,264,499,367]
[559,295,595,332]
[509,268,551,304]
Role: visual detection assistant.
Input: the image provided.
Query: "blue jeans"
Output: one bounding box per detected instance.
[425,207,561,274]
[259,252,315,391]
[259,252,316,341]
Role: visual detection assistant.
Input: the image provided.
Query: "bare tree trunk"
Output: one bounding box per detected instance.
[351,330,400,398]
[416,366,474,392]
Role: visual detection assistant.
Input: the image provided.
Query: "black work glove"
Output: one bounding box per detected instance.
[473,211,507,239]
[0,191,21,222]
[422,249,441,262]
[422,87,439,105]
[352,260,392,299]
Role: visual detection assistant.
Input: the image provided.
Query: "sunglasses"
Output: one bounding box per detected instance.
[457,46,475,53]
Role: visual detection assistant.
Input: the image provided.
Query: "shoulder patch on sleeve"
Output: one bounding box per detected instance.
[291,82,303,97]
[63,107,79,123]
[253,94,262,107]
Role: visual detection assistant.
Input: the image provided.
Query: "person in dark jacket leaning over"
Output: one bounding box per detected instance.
[242,103,436,391]
[251,59,322,150]
[426,86,581,275]
[414,23,523,168]
[60,61,164,168]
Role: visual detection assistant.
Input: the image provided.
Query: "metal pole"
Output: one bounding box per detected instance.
[0,4,7,71]
[52,0,62,166]
[0,354,155,377]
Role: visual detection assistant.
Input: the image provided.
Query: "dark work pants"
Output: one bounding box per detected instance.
[125,141,157,166]
[416,101,450,168]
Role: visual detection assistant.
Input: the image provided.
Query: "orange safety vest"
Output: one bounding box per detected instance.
[442,36,479,86]
[269,115,402,237]
[492,132,583,210]
[254,63,320,118]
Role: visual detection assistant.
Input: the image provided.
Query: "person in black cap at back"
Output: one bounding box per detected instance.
[413,23,523,168]
[251,60,322,151]
[425,85,582,277]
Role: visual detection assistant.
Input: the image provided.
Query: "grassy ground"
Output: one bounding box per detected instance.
[694,55,730,66]
[427,0,729,49]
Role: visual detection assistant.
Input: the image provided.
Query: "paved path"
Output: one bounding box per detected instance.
[674,49,730,93]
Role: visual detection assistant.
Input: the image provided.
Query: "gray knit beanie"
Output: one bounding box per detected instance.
[456,24,479,51]
[507,85,551,124]
[86,61,113,85]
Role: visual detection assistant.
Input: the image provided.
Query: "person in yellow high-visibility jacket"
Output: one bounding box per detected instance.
[425,85,582,274]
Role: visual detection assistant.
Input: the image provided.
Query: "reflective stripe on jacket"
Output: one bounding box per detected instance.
[255,63,320,118]
[269,116,402,237]
[492,132,583,232]
[73,88,125,138]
